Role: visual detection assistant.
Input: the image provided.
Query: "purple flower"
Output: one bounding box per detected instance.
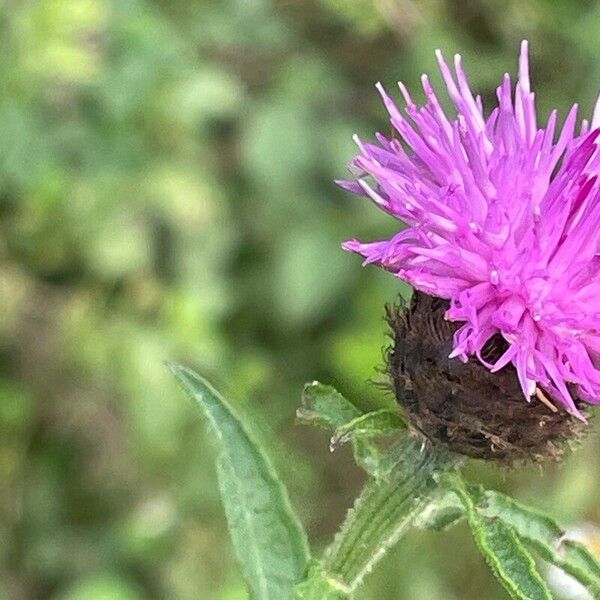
[341,42,600,417]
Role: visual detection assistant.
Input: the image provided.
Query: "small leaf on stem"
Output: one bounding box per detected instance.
[330,409,406,449]
[297,382,406,478]
[296,381,362,430]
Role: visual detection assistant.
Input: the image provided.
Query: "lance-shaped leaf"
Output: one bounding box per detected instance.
[419,482,600,597]
[168,363,309,600]
[479,489,600,597]
[447,474,552,600]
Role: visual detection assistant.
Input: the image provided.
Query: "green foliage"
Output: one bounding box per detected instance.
[296,382,363,431]
[472,520,551,600]
[447,475,552,600]
[297,382,406,478]
[415,480,600,598]
[56,573,144,600]
[479,489,600,597]
[295,384,461,597]
[168,364,309,599]
[295,384,600,598]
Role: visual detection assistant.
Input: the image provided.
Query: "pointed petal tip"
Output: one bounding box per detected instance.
[565,400,588,422]
[351,133,363,150]
[592,92,600,129]
[341,239,361,253]
[334,178,354,189]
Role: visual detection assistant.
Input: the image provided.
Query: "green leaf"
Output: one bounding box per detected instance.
[447,475,552,600]
[168,363,309,600]
[479,489,600,597]
[424,483,600,598]
[296,382,376,476]
[330,409,406,449]
[297,382,405,479]
[296,382,362,430]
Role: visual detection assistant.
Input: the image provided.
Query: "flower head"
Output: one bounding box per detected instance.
[386,292,585,462]
[341,42,600,418]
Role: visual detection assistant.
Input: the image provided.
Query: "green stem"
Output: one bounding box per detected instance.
[309,436,461,597]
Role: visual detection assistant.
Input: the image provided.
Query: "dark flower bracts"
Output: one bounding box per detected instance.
[386,293,585,462]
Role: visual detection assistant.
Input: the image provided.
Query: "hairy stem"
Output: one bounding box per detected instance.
[309,436,461,597]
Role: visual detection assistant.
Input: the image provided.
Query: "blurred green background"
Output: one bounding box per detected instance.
[1,1,600,598]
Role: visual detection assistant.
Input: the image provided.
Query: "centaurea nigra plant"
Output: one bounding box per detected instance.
[170,44,600,599]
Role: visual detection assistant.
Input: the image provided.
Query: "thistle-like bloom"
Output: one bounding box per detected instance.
[342,42,600,417]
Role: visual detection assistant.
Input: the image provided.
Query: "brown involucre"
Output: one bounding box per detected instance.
[386,292,586,463]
